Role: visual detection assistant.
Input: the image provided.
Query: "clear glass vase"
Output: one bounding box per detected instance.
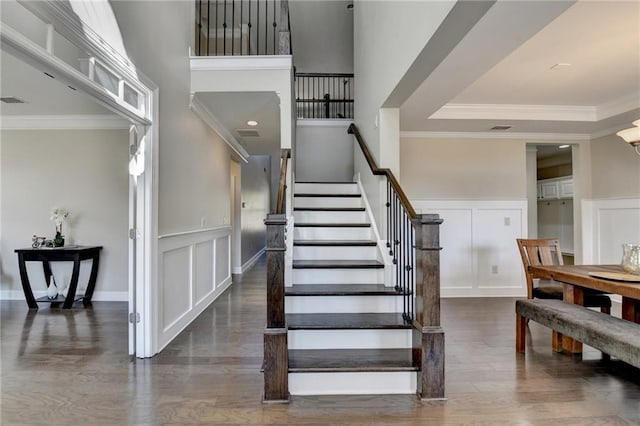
[622,243,640,275]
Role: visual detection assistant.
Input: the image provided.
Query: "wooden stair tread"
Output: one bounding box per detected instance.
[294,207,366,212]
[287,313,411,329]
[286,284,406,296]
[288,349,417,372]
[294,193,361,198]
[294,240,376,247]
[293,260,383,269]
[294,223,371,228]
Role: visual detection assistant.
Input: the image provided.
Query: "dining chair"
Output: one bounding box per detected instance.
[516,238,611,314]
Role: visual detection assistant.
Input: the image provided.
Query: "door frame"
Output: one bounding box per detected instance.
[1,10,159,357]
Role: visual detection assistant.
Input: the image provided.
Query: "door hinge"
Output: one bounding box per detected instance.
[129,228,136,240]
[129,312,141,323]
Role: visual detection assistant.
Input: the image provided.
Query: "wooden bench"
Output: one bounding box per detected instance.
[516,299,640,368]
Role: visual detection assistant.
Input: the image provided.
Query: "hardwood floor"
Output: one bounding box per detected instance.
[2,257,639,425]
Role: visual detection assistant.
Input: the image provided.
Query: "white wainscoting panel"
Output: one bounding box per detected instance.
[582,198,640,264]
[412,200,527,297]
[158,227,232,351]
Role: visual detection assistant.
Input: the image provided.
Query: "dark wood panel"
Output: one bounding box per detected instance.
[292,260,383,269]
[293,240,376,246]
[294,223,371,228]
[286,284,407,296]
[294,193,361,198]
[287,313,411,330]
[294,207,366,212]
[289,349,417,372]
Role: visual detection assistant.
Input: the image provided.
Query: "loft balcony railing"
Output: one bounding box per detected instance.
[295,73,354,120]
[195,0,292,56]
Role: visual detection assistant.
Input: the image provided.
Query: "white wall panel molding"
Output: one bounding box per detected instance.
[157,227,232,351]
[581,198,640,265]
[413,199,528,297]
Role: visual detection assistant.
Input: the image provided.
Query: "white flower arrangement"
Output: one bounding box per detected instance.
[50,208,69,235]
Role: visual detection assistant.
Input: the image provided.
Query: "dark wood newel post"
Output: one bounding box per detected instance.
[263,213,289,403]
[412,213,445,400]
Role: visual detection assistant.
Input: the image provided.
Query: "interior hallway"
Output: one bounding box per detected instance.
[1,257,639,425]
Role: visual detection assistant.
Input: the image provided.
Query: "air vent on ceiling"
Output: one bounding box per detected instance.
[490,125,512,131]
[236,129,260,137]
[0,97,26,104]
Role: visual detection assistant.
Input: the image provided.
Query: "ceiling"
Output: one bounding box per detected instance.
[194,92,281,155]
[0,50,117,116]
[400,0,640,135]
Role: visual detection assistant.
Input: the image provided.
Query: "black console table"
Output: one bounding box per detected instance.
[15,246,103,309]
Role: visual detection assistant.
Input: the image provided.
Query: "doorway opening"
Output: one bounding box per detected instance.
[527,143,575,264]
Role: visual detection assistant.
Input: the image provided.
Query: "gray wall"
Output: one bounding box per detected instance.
[591,134,640,199]
[110,1,232,236]
[0,129,129,297]
[296,123,354,182]
[400,136,527,200]
[241,155,271,265]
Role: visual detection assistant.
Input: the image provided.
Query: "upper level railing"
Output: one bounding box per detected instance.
[295,73,354,119]
[195,0,292,56]
[348,123,445,399]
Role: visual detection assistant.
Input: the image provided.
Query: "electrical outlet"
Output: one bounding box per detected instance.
[200,217,206,227]
[504,217,511,226]
[491,265,499,274]
[223,216,228,225]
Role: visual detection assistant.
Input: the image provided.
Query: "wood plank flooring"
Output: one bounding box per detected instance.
[2,257,640,425]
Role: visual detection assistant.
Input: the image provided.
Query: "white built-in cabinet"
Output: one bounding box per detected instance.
[537,176,573,200]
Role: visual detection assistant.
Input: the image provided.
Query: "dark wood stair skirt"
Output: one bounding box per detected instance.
[288,349,417,373]
[292,260,384,269]
[287,313,411,329]
[285,284,408,296]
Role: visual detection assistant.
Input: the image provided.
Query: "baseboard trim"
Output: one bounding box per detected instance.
[0,290,128,302]
[242,248,265,273]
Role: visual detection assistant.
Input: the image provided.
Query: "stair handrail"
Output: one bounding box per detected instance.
[348,122,445,400]
[347,123,416,218]
[275,149,291,214]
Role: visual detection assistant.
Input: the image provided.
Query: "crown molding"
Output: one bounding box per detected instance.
[430,103,597,122]
[400,131,590,141]
[0,114,129,130]
[190,94,249,163]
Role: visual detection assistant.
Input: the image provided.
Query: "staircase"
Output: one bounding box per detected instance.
[286,182,417,395]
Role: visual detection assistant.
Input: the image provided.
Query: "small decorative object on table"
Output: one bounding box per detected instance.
[50,208,69,248]
[622,243,640,275]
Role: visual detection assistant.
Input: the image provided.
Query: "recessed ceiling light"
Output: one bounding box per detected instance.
[247,120,258,127]
[559,144,570,149]
[550,63,571,70]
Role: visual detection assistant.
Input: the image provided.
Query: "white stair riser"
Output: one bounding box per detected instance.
[294,197,362,208]
[294,227,372,240]
[293,268,384,284]
[289,372,416,395]
[293,245,378,261]
[288,329,412,350]
[295,183,359,194]
[286,295,404,313]
[294,210,367,223]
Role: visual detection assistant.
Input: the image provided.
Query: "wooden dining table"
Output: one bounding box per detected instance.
[528,264,640,353]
